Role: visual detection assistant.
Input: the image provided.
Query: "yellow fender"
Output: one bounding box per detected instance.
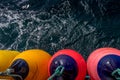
[10,49,51,80]
[0,50,20,71]
[0,50,20,79]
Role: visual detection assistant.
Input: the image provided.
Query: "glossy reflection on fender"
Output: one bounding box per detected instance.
[48,49,87,80]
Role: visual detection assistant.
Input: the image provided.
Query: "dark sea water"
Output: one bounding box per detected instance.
[0,0,120,59]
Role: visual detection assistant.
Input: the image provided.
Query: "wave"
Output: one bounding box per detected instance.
[0,0,120,59]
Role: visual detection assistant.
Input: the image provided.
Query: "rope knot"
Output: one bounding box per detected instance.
[112,68,120,80]
[48,65,64,80]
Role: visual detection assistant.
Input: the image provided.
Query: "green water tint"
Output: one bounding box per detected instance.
[0,0,120,60]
